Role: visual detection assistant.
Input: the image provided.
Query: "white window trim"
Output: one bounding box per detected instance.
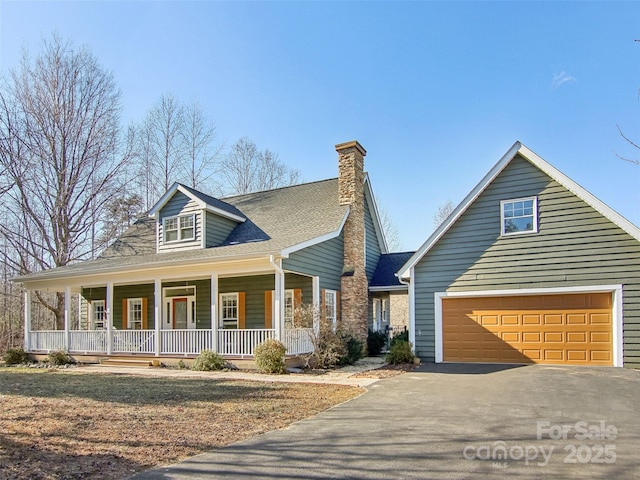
[433,285,624,367]
[162,286,197,330]
[500,196,538,236]
[162,213,196,244]
[91,300,106,330]
[127,298,144,330]
[324,289,337,330]
[219,292,239,329]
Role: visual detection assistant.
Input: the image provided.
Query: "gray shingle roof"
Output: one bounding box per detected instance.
[179,183,246,220]
[15,179,348,282]
[370,252,415,288]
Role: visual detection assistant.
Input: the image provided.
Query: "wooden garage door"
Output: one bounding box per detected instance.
[442,293,612,365]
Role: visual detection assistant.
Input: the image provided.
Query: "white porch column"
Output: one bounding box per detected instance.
[211,273,219,353]
[154,278,161,357]
[24,290,31,351]
[312,276,320,331]
[274,267,285,340]
[106,281,114,355]
[64,286,71,352]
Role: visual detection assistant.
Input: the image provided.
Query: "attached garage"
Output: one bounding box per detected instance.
[440,292,615,365]
[399,143,640,368]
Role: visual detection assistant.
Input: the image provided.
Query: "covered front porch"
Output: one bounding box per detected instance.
[22,256,323,360]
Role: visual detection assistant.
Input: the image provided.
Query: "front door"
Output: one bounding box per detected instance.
[173,298,188,329]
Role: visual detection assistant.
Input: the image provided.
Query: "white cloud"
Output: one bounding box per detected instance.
[551,71,577,89]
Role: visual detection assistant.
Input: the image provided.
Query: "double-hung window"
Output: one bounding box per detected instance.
[92,300,105,330]
[128,298,143,330]
[163,214,195,243]
[500,197,538,236]
[324,290,337,330]
[220,293,239,329]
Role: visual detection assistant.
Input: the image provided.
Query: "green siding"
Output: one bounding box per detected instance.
[158,191,202,252]
[205,212,237,247]
[82,275,312,331]
[283,234,344,291]
[364,191,382,280]
[114,284,155,329]
[413,155,640,367]
[82,285,155,329]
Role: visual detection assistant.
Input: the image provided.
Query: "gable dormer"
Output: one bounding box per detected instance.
[149,183,246,253]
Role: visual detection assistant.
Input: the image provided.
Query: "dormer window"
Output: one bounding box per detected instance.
[164,214,195,243]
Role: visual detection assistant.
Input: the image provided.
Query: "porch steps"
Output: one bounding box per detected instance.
[99,358,158,368]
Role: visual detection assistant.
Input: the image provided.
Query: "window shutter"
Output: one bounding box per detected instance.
[320,289,326,321]
[293,289,302,327]
[294,289,302,306]
[265,291,273,329]
[122,299,128,330]
[142,298,148,329]
[238,292,246,329]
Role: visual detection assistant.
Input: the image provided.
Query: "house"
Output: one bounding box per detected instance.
[15,141,403,363]
[398,142,640,368]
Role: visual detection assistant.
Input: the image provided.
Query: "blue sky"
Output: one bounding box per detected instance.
[1,1,639,251]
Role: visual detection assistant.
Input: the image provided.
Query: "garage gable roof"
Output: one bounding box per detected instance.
[398,141,640,280]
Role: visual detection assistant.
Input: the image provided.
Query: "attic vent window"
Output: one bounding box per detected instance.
[164,214,195,243]
[500,197,538,236]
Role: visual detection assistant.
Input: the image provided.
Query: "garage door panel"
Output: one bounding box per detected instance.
[543,314,563,325]
[543,332,563,343]
[442,293,612,366]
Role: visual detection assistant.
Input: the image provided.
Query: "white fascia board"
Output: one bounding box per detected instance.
[363,175,389,254]
[148,182,190,217]
[203,204,246,223]
[149,184,245,223]
[17,252,278,289]
[398,141,522,279]
[369,285,408,292]
[280,210,350,257]
[398,141,640,280]
[517,144,640,243]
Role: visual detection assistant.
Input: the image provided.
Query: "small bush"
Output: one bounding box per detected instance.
[386,340,414,364]
[367,329,387,356]
[255,339,287,374]
[339,334,364,366]
[192,350,225,371]
[177,359,187,370]
[48,350,75,366]
[3,347,30,365]
[390,329,409,348]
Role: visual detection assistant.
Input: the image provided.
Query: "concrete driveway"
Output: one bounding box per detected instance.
[130,363,640,479]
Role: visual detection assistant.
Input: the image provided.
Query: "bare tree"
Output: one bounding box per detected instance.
[0,34,131,328]
[220,137,301,195]
[615,125,639,165]
[433,200,455,229]
[98,194,145,248]
[181,100,223,191]
[136,93,185,209]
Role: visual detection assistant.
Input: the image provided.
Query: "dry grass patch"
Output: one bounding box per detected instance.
[0,368,363,479]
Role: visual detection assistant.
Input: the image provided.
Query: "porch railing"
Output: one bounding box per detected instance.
[113,330,155,354]
[70,331,108,353]
[161,329,212,355]
[218,329,275,357]
[30,331,66,352]
[283,328,314,355]
[27,328,314,357]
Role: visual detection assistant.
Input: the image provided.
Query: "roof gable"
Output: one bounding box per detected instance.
[399,141,640,279]
[149,182,246,223]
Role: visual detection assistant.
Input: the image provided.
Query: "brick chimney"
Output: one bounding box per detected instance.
[336,140,368,345]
